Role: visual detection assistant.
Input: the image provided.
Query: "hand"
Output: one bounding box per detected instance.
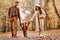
[39,16,44,19]
[28,20,32,22]
[19,21,21,26]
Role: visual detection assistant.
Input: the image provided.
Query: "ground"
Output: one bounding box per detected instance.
[0,29,60,40]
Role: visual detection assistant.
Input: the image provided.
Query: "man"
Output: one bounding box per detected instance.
[8,1,21,38]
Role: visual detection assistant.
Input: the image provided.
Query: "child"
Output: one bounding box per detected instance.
[20,21,30,37]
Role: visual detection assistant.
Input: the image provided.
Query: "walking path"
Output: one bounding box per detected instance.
[0,29,60,40]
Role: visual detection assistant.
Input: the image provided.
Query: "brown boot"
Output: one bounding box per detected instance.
[14,34,18,38]
[11,33,14,38]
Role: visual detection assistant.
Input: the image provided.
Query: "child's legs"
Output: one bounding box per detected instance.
[22,23,27,37]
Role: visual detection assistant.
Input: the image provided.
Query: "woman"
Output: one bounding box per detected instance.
[30,4,41,32]
[30,4,46,35]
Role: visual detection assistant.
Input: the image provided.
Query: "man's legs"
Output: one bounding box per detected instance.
[9,19,14,38]
[13,17,18,37]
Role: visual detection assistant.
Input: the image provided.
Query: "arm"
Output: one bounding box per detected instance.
[18,8,21,21]
[18,8,22,26]
[41,9,46,18]
[30,11,37,21]
[39,9,46,19]
[8,8,11,18]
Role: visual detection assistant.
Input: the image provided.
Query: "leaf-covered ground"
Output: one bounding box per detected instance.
[0,29,60,40]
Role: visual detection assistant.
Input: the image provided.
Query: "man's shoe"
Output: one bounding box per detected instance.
[12,33,14,38]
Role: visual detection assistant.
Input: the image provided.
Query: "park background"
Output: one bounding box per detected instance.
[0,0,60,32]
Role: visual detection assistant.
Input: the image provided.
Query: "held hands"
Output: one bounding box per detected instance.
[28,19,33,22]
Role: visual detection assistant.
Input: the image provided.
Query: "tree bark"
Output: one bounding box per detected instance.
[52,0,60,18]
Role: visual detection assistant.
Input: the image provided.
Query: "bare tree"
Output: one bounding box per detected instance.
[52,0,60,18]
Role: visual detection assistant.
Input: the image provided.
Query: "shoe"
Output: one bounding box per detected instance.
[12,33,14,38]
[14,36,18,38]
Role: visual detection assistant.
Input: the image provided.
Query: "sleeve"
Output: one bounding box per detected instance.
[18,8,21,21]
[8,8,11,18]
[41,9,46,18]
[30,11,37,21]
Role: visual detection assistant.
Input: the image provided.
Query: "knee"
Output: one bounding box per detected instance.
[14,27,17,29]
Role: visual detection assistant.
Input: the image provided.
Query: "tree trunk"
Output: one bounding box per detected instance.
[52,0,60,18]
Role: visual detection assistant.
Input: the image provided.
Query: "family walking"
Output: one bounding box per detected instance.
[8,1,46,38]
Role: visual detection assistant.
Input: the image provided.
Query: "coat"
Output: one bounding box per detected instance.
[8,6,21,21]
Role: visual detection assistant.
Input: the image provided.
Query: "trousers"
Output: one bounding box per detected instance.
[9,16,18,37]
